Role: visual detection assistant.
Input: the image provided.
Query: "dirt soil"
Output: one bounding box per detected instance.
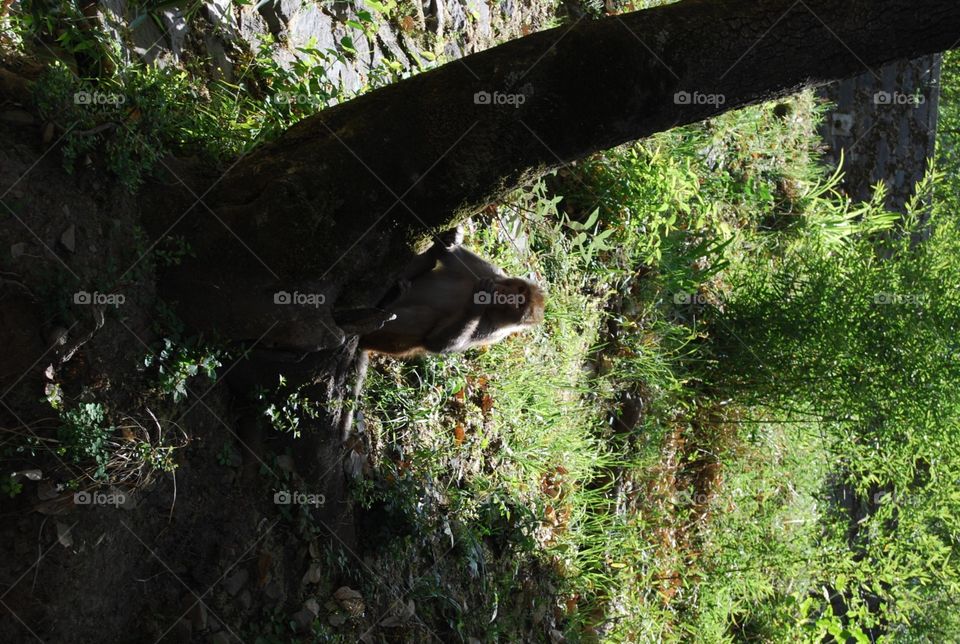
[0,115,390,643]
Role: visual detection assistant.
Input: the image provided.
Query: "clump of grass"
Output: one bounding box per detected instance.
[3,402,186,490]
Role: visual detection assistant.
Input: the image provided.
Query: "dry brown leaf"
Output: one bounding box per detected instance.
[257,550,272,587]
[480,394,494,415]
[333,586,365,617]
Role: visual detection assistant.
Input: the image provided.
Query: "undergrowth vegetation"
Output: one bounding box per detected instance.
[357,75,960,641]
[6,0,419,189]
[2,2,959,642]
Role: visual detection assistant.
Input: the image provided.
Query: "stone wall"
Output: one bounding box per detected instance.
[92,0,556,95]
[818,56,942,214]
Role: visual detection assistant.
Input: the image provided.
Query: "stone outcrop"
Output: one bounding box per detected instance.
[94,0,555,96]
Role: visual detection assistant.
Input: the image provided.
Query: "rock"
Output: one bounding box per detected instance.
[159,8,190,60]
[379,599,415,627]
[48,327,68,348]
[333,586,364,617]
[348,22,372,67]
[205,0,237,39]
[291,599,319,632]
[275,454,295,473]
[257,11,284,42]
[0,110,35,125]
[10,242,27,258]
[60,224,76,253]
[170,618,192,642]
[291,607,315,632]
[56,521,74,548]
[272,0,306,22]
[287,3,336,52]
[328,612,346,627]
[224,568,249,596]
[43,121,55,144]
[301,560,323,585]
[399,33,423,66]
[425,0,444,37]
[354,410,366,434]
[189,601,208,630]
[238,5,270,51]
[445,0,468,32]
[112,486,138,510]
[328,58,362,96]
[344,449,366,479]
[130,14,166,64]
[327,0,351,21]
[204,35,234,82]
[37,479,62,501]
[223,443,242,467]
[443,39,462,59]
[97,0,127,49]
[264,580,282,600]
[211,633,231,644]
[466,0,492,41]
[239,589,252,610]
[376,23,409,67]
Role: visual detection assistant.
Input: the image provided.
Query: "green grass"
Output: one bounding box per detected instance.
[6,3,960,641]
[356,76,960,642]
[352,89,843,641]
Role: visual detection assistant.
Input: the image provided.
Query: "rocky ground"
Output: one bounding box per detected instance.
[0,111,364,641]
[0,0,563,641]
[96,0,557,94]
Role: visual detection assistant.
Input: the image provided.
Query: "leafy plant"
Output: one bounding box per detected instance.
[57,402,113,480]
[1,476,24,499]
[144,339,221,403]
[259,376,322,438]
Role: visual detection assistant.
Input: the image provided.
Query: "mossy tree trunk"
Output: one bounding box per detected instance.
[144,0,960,350]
